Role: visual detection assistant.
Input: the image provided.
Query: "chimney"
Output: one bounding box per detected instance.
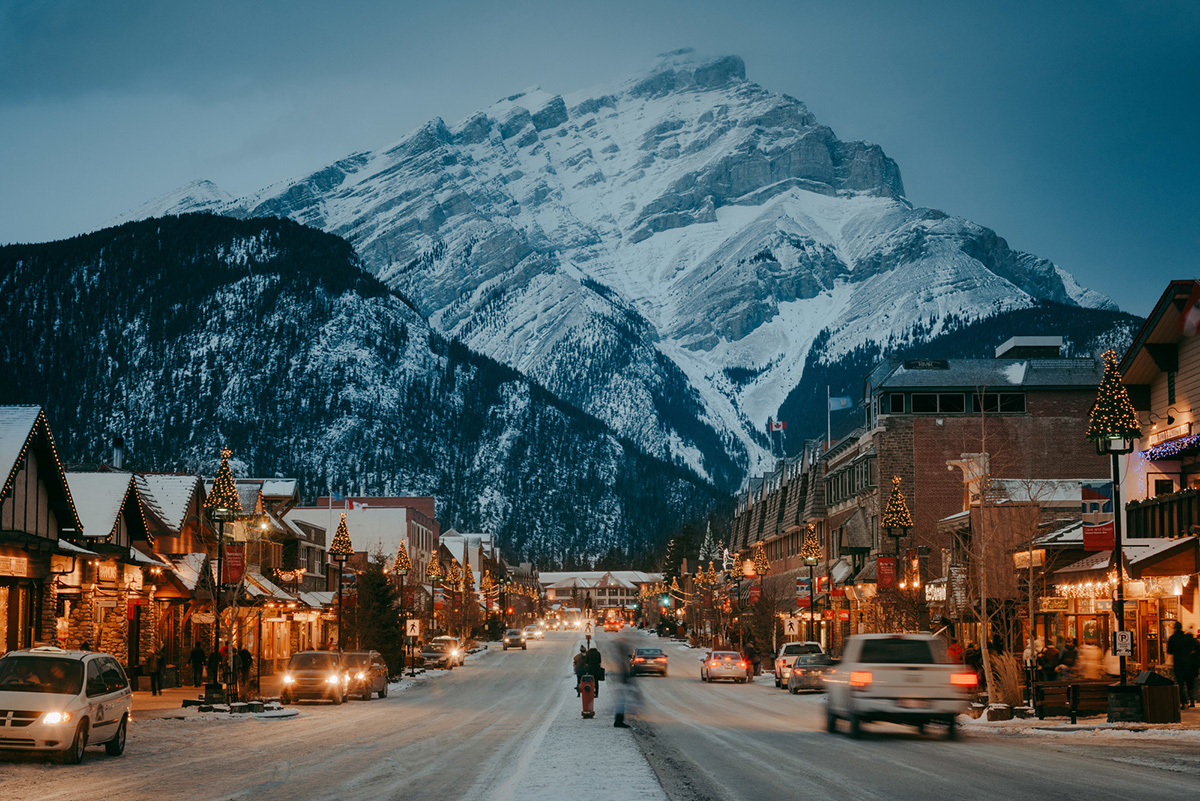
[112,436,125,469]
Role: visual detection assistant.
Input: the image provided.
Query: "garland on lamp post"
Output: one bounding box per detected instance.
[328,513,355,651]
[882,475,913,555]
[204,447,244,682]
[393,541,411,672]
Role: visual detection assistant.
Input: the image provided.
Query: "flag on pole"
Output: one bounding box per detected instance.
[1180,282,1200,336]
[330,491,345,501]
[828,397,853,411]
[769,420,787,432]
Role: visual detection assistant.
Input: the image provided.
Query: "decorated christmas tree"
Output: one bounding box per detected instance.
[1087,350,1143,444]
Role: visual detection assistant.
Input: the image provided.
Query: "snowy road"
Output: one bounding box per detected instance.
[618,631,1200,801]
[0,633,662,801]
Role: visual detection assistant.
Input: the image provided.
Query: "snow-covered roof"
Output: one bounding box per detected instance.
[299,591,335,608]
[875,357,1102,391]
[258,479,298,498]
[1033,520,1085,546]
[128,547,171,568]
[171,553,208,591]
[136,474,201,533]
[244,572,293,601]
[538,571,661,587]
[0,405,41,491]
[66,472,134,539]
[56,539,97,556]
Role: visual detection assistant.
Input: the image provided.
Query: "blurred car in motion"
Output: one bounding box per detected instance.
[786,653,835,693]
[823,633,977,739]
[700,651,749,683]
[502,629,527,650]
[523,625,544,640]
[431,635,465,666]
[281,651,349,705]
[418,642,455,669]
[0,646,132,763]
[343,650,389,700]
[629,648,669,677]
[603,619,621,632]
[774,641,824,688]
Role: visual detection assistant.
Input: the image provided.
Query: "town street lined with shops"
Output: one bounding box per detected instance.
[4,631,1199,801]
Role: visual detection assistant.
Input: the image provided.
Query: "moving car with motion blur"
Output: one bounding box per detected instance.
[343,650,388,700]
[786,653,836,693]
[774,641,823,688]
[418,641,455,669]
[523,624,544,640]
[281,651,350,705]
[431,635,465,666]
[502,628,527,650]
[0,646,132,764]
[823,633,977,739]
[629,648,669,677]
[603,619,622,632]
[700,651,750,683]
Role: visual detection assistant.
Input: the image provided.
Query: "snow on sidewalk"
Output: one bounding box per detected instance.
[478,662,668,801]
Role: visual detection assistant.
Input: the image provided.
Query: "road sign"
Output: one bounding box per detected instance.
[783,617,800,637]
[406,619,420,637]
[1114,630,1133,657]
[582,619,595,637]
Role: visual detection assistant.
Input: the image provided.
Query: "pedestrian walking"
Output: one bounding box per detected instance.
[1166,621,1198,708]
[1037,642,1059,682]
[744,643,757,678]
[238,647,253,688]
[207,649,221,685]
[586,645,603,697]
[1057,639,1079,680]
[143,646,163,696]
[573,646,587,696]
[190,643,206,687]
[947,639,964,664]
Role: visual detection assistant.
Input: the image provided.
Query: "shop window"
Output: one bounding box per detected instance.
[913,393,966,413]
[912,393,939,413]
[1154,479,1175,496]
[973,392,1026,414]
[887,393,905,414]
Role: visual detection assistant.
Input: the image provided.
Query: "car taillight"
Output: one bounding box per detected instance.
[849,671,873,688]
[710,661,720,668]
[739,661,748,669]
[951,672,979,688]
[633,657,645,663]
[655,657,667,663]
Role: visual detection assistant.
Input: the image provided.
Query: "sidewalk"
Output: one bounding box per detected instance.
[133,674,286,720]
[963,702,1200,739]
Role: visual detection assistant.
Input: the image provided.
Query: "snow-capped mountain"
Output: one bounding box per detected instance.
[119,49,1122,487]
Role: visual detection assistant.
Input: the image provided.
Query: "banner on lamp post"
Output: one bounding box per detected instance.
[222,545,246,584]
[1082,521,1116,550]
[877,557,897,590]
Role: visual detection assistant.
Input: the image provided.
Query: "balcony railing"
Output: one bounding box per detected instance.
[1126,488,1200,539]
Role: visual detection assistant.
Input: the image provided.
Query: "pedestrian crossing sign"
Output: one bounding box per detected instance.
[583,619,595,637]
[783,617,800,637]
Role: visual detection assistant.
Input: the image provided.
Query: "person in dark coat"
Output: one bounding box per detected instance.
[207,650,221,684]
[189,644,206,687]
[1167,621,1198,708]
[143,647,163,695]
[573,646,588,696]
[1057,639,1079,680]
[744,643,758,678]
[586,646,603,697]
[1037,642,1060,682]
[238,647,253,687]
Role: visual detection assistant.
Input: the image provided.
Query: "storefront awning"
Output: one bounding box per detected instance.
[1123,536,1199,578]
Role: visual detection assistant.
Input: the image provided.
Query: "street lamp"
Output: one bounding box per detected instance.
[329,513,354,652]
[205,447,244,692]
[426,556,443,634]
[800,524,821,643]
[1086,350,1142,688]
[394,540,411,673]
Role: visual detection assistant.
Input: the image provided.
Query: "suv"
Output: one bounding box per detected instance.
[823,633,978,739]
[774,642,823,688]
[280,651,349,705]
[431,635,465,666]
[502,629,527,650]
[419,642,454,669]
[0,646,132,763]
[343,651,388,700]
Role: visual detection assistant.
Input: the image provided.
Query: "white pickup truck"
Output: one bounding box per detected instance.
[773,641,823,688]
[823,633,978,739]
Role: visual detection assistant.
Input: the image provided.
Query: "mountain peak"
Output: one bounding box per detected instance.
[108,179,233,229]
[625,51,746,98]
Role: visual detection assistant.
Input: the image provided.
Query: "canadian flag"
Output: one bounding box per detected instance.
[769,420,786,432]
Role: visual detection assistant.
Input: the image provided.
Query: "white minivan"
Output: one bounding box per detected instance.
[0,646,133,763]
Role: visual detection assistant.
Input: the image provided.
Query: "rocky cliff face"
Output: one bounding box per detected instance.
[116,49,1118,486]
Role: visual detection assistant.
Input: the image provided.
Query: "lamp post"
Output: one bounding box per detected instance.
[800,525,821,643]
[882,475,912,557]
[205,447,244,692]
[329,513,354,652]
[426,557,442,634]
[394,541,411,674]
[1086,350,1141,688]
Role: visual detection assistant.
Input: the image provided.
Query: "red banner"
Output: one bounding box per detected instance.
[823,609,834,620]
[1083,521,1115,550]
[796,596,811,608]
[222,546,246,584]
[877,557,897,590]
[838,609,850,621]
[748,585,761,603]
[433,587,444,610]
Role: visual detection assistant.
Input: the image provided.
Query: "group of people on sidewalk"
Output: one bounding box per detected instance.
[573,645,604,696]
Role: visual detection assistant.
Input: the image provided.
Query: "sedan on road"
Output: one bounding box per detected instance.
[502,629,527,650]
[629,648,669,677]
[418,642,455,669]
[700,651,750,683]
[786,654,836,693]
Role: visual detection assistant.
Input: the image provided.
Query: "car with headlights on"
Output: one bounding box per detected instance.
[431,635,465,666]
[280,651,349,705]
[0,646,132,764]
[523,625,544,640]
[629,648,668,677]
[823,633,977,739]
[343,650,388,700]
[786,653,836,693]
[502,628,527,650]
[700,651,749,683]
[418,642,455,669]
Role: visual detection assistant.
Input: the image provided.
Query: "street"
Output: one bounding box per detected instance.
[2,632,1199,800]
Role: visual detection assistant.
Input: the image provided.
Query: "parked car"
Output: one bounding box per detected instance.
[502,629,527,650]
[343,650,388,700]
[418,642,455,669]
[786,653,836,693]
[523,625,544,640]
[700,651,749,683]
[629,648,668,677]
[431,635,465,666]
[280,651,349,705]
[774,641,824,688]
[0,646,132,763]
[823,633,978,739]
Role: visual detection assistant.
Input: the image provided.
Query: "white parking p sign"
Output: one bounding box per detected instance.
[1114,630,1133,656]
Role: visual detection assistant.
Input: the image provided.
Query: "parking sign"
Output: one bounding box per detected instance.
[1114,630,1133,656]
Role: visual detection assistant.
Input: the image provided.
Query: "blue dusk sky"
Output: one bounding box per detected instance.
[0,0,1195,317]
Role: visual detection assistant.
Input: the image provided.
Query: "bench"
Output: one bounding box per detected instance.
[1033,680,1110,723]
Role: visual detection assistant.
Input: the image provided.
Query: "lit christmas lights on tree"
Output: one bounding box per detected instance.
[206,447,244,521]
[1087,350,1143,445]
[882,476,913,530]
[706,561,717,586]
[753,540,769,576]
[425,556,442,582]
[394,540,412,575]
[800,524,822,563]
[329,513,354,560]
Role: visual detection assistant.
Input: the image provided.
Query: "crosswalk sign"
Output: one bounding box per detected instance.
[783,617,800,637]
[406,619,420,637]
[583,619,595,637]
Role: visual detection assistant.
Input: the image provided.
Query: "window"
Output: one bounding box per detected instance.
[911,393,939,413]
[1154,479,1175,496]
[972,393,1026,414]
[887,393,905,414]
[100,658,128,692]
[85,659,105,697]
